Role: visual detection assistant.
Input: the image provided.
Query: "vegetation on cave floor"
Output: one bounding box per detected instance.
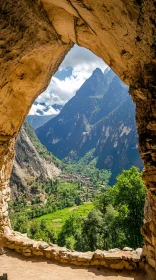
[10,166,146,252]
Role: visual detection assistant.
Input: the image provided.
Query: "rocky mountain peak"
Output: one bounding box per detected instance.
[92,67,104,76]
[36,68,143,184]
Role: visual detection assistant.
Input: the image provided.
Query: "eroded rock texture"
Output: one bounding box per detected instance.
[0,0,155,278]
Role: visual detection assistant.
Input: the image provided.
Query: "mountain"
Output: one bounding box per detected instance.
[10,121,61,202]
[27,102,63,129]
[36,68,114,156]
[36,68,143,184]
[86,96,142,184]
[26,114,56,129]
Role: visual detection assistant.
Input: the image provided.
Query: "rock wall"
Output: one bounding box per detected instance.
[0,138,15,236]
[130,86,156,277]
[0,0,155,278]
[6,231,144,272]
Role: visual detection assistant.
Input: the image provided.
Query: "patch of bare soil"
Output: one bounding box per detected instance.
[68,206,78,212]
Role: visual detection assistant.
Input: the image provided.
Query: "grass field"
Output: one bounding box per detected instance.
[35,203,94,230]
[57,181,78,190]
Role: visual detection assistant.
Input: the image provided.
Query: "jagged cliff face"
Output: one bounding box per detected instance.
[0,1,155,278]
[36,68,143,184]
[10,122,61,201]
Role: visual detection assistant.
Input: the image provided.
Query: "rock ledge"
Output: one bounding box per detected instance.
[5,231,144,271]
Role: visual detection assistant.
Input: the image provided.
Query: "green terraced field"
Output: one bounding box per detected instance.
[57,181,78,192]
[35,203,94,229]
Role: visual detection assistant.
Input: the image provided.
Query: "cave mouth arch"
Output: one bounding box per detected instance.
[0,0,155,278]
[10,45,144,252]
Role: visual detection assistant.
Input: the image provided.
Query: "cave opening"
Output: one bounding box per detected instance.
[0,1,155,278]
[8,44,145,253]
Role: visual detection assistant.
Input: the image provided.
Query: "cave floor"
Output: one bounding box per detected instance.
[0,250,147,280]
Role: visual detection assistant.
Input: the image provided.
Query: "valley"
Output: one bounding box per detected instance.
[9,67,145,254]
[36,68,143,184]
[9,166,145,252]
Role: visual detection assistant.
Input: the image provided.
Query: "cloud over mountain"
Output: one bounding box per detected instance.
[35,45,107,108]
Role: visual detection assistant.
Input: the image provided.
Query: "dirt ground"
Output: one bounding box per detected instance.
[0,250,147,280]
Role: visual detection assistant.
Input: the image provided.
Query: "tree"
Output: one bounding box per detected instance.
[113,166,146,248]
[58,215,80,248]
[94,167,146,249]
[79,209,104,251]
[75,196,82,206]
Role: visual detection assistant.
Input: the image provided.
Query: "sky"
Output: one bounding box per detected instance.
[29,45,107,115]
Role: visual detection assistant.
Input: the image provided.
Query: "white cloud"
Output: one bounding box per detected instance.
[61,45,107,71]
[29,103,60,116]
[35,45,107,109]
[44,107,60,116]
